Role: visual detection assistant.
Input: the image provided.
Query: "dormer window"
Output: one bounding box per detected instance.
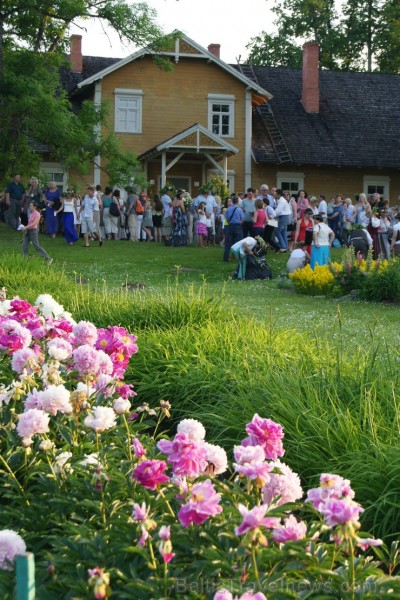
[208,94,235,138]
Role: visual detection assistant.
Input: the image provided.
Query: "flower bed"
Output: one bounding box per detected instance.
[0,292,399,598]
[289,249,392,298]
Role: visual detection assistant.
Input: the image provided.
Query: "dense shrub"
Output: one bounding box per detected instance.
[359,260,400,302]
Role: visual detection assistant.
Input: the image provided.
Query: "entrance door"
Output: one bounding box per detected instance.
[158,176,191,195]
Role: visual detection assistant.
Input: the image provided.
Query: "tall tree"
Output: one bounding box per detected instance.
[247,33,303,68]
[340,0,384,71]
[248,0,343,69]
[0,1,168,183]
[247,0,400,73]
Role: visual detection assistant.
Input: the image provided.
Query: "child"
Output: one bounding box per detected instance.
[205,211,213,245]
[196,201,208,247]
[286,242,309,274]
[142,199,153,241]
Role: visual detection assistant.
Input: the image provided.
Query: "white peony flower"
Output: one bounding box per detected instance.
[35,294,65,318]
[113,397,131,415]
[0,530,26,570]
[84,406,117,433]
[204,442,228,475]
[53,451,73,474]
[177,418,206,441]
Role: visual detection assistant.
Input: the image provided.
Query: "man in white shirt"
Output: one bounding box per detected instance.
[274,189,291,251]
[318,194,328,222]
[79,186,102,247]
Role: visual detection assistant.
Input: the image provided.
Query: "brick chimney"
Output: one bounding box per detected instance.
[301,41,319,113]
[208,44,221,59]
[70,34,83,73]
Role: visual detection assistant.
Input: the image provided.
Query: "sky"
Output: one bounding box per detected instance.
[70,0,275,64]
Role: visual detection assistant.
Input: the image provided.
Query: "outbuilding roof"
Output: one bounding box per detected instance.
[241,65,400,168]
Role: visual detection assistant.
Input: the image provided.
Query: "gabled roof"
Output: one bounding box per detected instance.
[138,123,239,162]
[237,64,400,168]
[77,31,272,101]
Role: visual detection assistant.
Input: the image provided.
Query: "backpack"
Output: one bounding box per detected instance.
[135,199,144,214]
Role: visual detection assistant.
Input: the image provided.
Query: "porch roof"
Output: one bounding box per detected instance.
[137,123,239,163]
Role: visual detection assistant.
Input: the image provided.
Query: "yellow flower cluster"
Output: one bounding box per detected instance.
[357,258,390,273]
[289,264,335,295]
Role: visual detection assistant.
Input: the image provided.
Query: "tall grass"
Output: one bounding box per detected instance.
[126,318,400,539]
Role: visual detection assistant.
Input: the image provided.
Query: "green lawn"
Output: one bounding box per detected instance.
[1,221,398,343]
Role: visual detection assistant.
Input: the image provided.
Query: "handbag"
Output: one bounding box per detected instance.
[267,218,278,228]
[109,202,120,217]
[135,199,144,214]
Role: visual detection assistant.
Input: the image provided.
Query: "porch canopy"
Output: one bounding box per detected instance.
[137,123,239,188]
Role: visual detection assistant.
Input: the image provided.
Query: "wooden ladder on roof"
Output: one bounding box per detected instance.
[238,63,293,165]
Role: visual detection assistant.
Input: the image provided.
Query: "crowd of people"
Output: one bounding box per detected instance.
[1,175,400,274]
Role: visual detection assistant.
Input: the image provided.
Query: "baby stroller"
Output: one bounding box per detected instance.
[232,246,273,280]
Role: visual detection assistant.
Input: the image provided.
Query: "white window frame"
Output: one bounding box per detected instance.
[40,162,68,192]
[207,169,235,195]
[114,88,143,134]
[363,175,390,200]
[276,171,304,193]
[208,94,235,138]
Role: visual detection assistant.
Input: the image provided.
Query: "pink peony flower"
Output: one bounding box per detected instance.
[47,338,73,361]
[73,346,113,379]
[45,318,74,340]
[73,321,98,346]
[132,437,146,458]
[113,397,131,415]
[0,530,26,570]
[262,460,303,506]
[158,539,175,564]
[133,459,169,490]
[235,504,280,536]
[271,514,307,543]
[11,348,40,374]
[177,418,206,441]
[25,385,73,416]
[158,525,171,541]
[233,444,272,484]
[233,444,265,465]
[214,591,233,600]
[243,414,285,460]
[306,473,355,510]
[158,526,175,563]
[356,537,383,551]
[84,406,117,433]
[16,409,50,439]
[0,318,32,353]
[178,479,222,527]
[132,502,149,521]
[158,433,207,477]
[115,382,136,399]
[319,498,364,527]
[204,442,228,476]
[214,592,267,600]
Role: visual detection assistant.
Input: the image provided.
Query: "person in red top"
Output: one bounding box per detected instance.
[252,199,267,237]
[21,201,53,263]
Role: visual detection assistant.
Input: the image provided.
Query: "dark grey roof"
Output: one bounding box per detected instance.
[240,65,400,168]
[60,56,121,93]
